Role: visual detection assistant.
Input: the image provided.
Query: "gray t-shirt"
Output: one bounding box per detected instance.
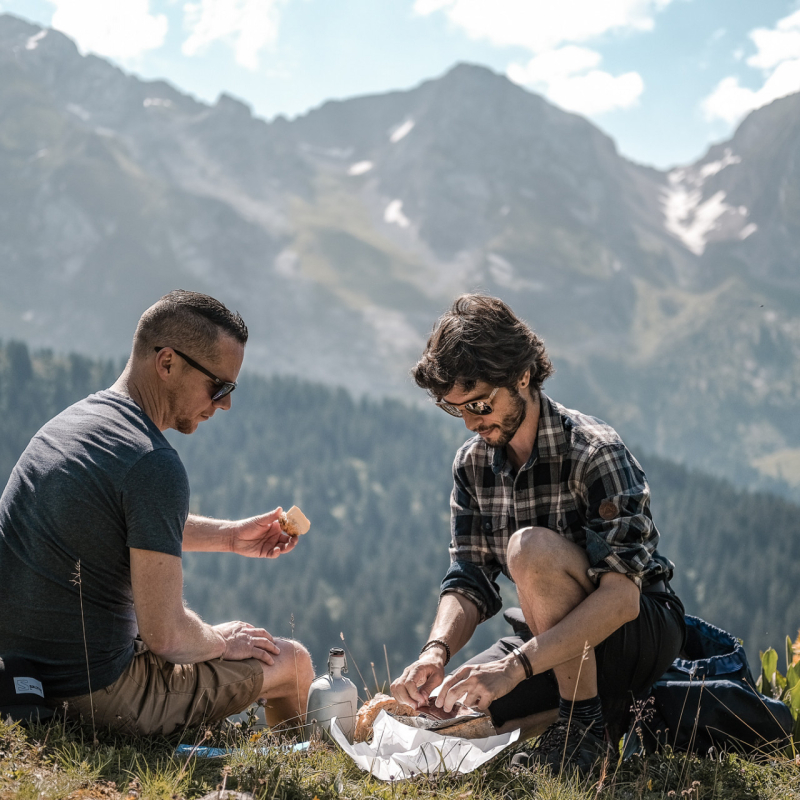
[0,390,189,697]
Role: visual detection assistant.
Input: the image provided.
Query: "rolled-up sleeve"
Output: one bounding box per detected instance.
[440,460,503,621]
[578,443,660,588]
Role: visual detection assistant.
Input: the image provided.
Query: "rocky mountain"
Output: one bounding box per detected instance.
[1,12,799,499]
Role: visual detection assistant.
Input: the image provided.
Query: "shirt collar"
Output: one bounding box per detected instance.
[489,392,569,474]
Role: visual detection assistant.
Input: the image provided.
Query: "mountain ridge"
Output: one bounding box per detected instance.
[1,12,799,500]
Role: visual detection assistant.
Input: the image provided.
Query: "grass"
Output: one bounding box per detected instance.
[2,713,799,800]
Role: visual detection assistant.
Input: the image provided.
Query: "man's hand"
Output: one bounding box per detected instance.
[434,657,520,714]
[229,509,298,558]
[391,655,446,710]
[214,621,282,664]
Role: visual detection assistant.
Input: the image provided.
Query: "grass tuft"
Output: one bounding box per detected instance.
[2,713,799,800]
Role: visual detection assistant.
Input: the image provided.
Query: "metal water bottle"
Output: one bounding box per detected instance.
[305,647,358,743]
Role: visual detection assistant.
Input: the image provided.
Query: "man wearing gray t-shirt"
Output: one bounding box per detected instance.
[0,290,314,735]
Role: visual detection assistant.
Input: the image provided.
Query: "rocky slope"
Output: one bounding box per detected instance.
[1,12,798,497]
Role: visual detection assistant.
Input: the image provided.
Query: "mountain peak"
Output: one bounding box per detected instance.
[439,61,510,83]
[215,92,253,117]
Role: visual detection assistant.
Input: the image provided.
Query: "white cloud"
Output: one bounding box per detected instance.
[703,9,800,124]
[747,10,800,70]
[182,0,289,70]
[414,0,452,12]
[45,0,167,60]
[507,45,601,84]
[507,46,643,114]
[415,0,664,116]
[413,0,672,53]
[541,68,643,115]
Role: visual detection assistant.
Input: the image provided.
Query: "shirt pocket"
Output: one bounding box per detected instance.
[477,514,513,570]
[554,502,583,542]
[480,514,510,537]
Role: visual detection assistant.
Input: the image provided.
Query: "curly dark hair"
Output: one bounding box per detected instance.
[412,294,553,398]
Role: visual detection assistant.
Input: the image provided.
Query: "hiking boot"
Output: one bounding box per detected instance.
[510,718,609,774]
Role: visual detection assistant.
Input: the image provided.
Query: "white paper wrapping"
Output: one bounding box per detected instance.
[329,710,519,780]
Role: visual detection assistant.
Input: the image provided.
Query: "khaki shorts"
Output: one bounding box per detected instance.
[52,644,264,736]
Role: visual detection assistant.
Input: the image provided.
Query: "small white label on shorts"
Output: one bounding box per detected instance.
[14,677,44,698]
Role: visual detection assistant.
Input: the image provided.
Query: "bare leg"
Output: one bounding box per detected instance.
[256,638,314,730]
[507,527,598,702]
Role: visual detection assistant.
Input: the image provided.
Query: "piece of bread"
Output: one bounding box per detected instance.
[279,505,310,536]
[353,693,415,742]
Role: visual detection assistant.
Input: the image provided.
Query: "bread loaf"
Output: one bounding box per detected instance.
[353,693,415,742]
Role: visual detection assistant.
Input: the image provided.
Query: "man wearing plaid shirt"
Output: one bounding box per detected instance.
[392,294,685,772]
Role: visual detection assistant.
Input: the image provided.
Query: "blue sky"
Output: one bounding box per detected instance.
[1,0,799,169]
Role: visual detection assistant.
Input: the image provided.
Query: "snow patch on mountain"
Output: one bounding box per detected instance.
[389,119,415,143]
[663,189,729,255]
[384,199,410,228]
[348,161,373,176]
[66,103,90,121]
[740,223,758,240]
[25,30,46,50]
[362,305,424,357]
[274,248,300,278]
[486,253,544,291]
[661,148,751,255]
[699,150,741,179]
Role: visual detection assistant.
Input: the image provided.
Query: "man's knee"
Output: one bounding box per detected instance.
[259,638,314,693]
[507,526,591,584]
[289,640,314,684]
[508,526,564,577]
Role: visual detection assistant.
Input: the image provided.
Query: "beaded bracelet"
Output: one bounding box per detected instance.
[512,646,533,680]
[420,638,451,666]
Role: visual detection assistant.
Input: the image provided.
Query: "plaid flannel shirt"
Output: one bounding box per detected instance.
[441,393,675,621]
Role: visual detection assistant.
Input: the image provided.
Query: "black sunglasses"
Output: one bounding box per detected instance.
[154,347,237,402]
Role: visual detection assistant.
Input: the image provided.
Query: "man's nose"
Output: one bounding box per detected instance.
[214,392,233,411]
[463,411,480,431]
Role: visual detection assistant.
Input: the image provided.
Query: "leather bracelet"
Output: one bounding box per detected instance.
[420,639,451,666]
[512,646,533,680]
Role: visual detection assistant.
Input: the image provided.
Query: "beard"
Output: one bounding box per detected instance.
[475,386,527,447]
[166,384,199,434]
[174,415,197,435]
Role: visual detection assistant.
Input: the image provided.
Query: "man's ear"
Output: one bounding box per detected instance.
[154,348,174,382]
[518,369,530,390]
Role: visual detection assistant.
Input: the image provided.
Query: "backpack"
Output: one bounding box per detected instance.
[625,616,794,757]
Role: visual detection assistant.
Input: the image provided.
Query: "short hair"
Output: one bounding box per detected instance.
[132,290,248,359]
[412,294,553,398]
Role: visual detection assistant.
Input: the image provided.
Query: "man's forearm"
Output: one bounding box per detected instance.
[391,592,482,708]
[521,575,639,676]
[425,592,481,662]
[182,514,233,553]
[141,605,225,663]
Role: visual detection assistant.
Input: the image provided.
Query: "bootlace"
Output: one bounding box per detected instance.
[532,718,573,758]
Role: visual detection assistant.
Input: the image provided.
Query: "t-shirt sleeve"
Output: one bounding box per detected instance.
[120,448,189,557]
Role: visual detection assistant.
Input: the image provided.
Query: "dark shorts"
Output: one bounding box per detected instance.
[460,590,686,729]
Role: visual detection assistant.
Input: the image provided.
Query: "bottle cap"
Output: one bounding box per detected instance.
[328,647,348,673]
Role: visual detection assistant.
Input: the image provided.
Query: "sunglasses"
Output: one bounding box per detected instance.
[154,346,237,402]
[435,387,499,418]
